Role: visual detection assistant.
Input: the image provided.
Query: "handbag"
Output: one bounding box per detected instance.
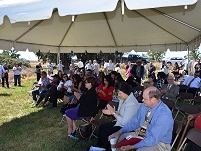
[60,103,78,115]
[78,123,92,139]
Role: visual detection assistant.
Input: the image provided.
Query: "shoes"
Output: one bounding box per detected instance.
[68,134,78,140]
[33,100,37,106]
[72,128,78,136]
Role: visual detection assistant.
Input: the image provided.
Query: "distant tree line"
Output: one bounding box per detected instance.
[0,50,30,68]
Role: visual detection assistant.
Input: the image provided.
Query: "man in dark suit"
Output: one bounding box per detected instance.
[161,76,179,101]
[130,60,144,81]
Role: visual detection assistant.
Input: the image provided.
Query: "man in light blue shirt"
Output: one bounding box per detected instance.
[109,87,174,151]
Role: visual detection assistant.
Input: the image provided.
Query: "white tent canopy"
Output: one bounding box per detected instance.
[0,0,200,53]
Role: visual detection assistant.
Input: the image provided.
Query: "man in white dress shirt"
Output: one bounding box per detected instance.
[78,59,84,71]
[107,60,114,73]
[183,71,201,97]
[85,60,94,71]
[57,60,64,72]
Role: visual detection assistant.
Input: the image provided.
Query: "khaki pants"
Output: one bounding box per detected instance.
[117,131,171,151]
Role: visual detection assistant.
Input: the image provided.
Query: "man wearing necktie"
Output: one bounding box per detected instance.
[183,71,201,97]
[161,76,180,101]
[109,87,174,151]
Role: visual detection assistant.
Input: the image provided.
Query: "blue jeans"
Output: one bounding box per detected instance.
[32,89,47,101]
[14,75,21,86]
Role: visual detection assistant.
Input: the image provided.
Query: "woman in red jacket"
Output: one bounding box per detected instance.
[97,75,114,113]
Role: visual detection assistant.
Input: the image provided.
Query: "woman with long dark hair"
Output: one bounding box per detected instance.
[65,77,97,139]
[97,75,114,113]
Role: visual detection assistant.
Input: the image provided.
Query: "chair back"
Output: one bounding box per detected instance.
[178,85,188,93]
[136,95,143,103]
[193,95,201,104]
[135,85,144,92]
[161,98,175,112]
[179,104,200,115]
[178,92,193,100]
[185,128,201,147]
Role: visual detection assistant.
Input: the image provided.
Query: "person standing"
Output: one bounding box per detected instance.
[0,64,6,87]
[148,62,156,77]
[78,59,84,71]
[46,59,54,73]
[13,64,22,86]
[93,60,100,75]
[130,60,144,83]
[57,60,64,73]
[36,62,43,81]
[2,63,9,88]
[107,60,114,73]
[104,61,108,75]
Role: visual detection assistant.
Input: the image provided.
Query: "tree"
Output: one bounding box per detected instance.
[35,51,57,63]
[145,50,166,62]
[190,47,200,61]
[2,50,20,59]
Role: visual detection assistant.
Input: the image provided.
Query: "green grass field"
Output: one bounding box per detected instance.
[0,81,97,151]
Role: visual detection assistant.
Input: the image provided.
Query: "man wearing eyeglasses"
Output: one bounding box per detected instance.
[183,71,201,97]
[161,76,179,101]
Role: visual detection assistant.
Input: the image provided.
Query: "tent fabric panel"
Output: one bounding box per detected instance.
[18,13,72,46]
[0,0,119,24]
[137,9,199,43]
[125,0,198,10]
[105,4,183,46]
[60,13,116,47]
[0,17,32,41]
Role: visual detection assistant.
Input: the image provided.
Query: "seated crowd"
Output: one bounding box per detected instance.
[31,59,201,151]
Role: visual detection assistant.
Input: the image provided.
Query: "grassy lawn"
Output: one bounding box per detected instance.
[0,79,97,151]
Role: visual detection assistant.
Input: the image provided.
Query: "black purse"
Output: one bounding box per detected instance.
[78,123,93,139]
[60,103,78,115]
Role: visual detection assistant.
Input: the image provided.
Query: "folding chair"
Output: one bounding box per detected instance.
[161,98,176,112]
[135,85,144,92]
[176,92,194,104]
[89,101,119,139]
[178,128,201,151]
[136,95,143,103]
[174,104,200,124]
[178,85,188,93]
[59,114,67,125]
[192,95,201,105]
[133,86,144,98]
[171,120,182,150]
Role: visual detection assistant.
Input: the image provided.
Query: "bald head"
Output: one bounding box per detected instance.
[143,86,161,108]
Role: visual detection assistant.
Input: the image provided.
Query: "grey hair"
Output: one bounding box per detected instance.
[148,89,161,100]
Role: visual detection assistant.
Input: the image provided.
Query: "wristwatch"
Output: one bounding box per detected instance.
[112,112,116,115]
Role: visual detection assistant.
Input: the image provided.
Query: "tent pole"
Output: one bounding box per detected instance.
[57,47,60,65]
[151,9,201,32]
[187,45,190,75]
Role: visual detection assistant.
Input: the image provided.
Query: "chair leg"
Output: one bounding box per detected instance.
[89,125,97,139]
[59,114,67,125]
[178,137,187,151]
[174,110,179,120]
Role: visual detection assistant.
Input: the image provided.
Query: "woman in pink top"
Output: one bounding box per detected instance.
[126,61,132,79]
